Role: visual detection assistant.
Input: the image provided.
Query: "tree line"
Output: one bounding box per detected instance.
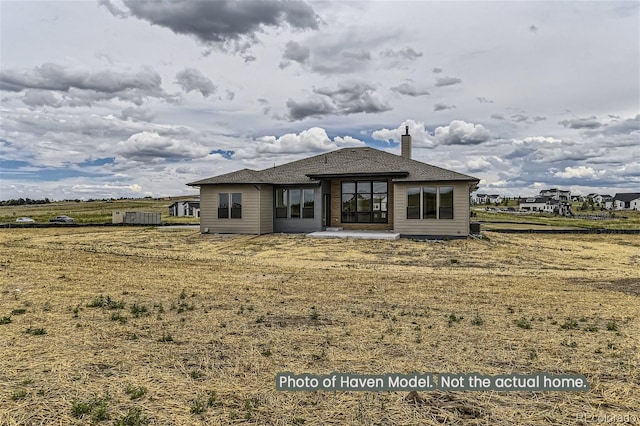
[0,198,51,206]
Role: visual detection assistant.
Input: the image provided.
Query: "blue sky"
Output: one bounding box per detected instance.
[0,1,638,200]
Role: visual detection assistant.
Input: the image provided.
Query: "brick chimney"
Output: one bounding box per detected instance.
[401,125,411,159]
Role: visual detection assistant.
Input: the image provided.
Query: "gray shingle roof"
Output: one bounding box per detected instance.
[188,147,479,186]
[613,193,640,202]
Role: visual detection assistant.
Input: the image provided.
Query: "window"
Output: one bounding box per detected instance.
[231,193,242,219]
[303,189,314,218]
[405,186,454,220]
[218,193,229,219]
[439,186,453,219]
[290,189,301,218]
[373,181,388,223]
[423,187,437,219]
[218,192,241,219]
[407,187,420,219]
[341,182,356,222]
[276,189,288,218]
[342,180,388,223]
[277,188,315,219]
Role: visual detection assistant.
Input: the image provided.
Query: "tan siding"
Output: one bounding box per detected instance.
[393,182,471,236]
[199,184,261,234]
[259,185,273,234]
[329,179,393,230]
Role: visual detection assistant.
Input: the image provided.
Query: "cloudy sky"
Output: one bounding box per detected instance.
[1,0,638,200]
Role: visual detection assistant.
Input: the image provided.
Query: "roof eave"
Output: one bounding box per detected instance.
[306,171,409,179]
[391,177,480,183]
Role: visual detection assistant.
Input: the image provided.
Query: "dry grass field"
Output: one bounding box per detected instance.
[0,228,638,425]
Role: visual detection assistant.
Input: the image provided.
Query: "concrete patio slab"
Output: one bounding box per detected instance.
[307,230,400,240]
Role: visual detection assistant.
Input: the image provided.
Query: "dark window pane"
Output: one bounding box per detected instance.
[276,189,288,218]
[231,193,242,218]
[218,193,229,208]
[218,193,229,219]
[439,186,454,219]
[407,206,420,219]
[342,194,356,213]
[357,193,371,211]
[407,187,420,219]
[303,189,314,207]
[373,211,387,223]
[357,212,371,222]
[302,189,314,218]
[373,181,387,193]
[342,182,355,193]
[423,187,437,219]
[357,181,371,194]
[341,212,355,223]
[373,194,387,212]
[290,189,301,218]
[276,189,288,208]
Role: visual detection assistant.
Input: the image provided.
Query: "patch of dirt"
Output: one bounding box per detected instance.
[571,277,640,297]
[260,315,337,327]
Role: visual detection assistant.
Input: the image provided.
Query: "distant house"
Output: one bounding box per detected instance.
[608,193,640,211]
[539,188,571,201]
[520,197,551,212]
[571,195,585,202]
[169,199,200,217]
[471,193,488,204]
[519,196,572,215]
[591,194,611,204]
[187,128,480,238]
[488,194,503,204]
[471,193,502,204]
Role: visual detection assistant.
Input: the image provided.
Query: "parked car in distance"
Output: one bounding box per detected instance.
[16,217,35,223]
[49,215,74,223]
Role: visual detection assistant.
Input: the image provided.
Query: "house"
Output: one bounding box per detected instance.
[519,196,572,215]
[470,193,501,204]
[169,199,200,217]
[571,195,585,202]
[519,197,550,212]
[488,194,503,204]
[471,193,488,204]
[539,188,571,201]
[591,194,611,204]
[187,128,480,238]
[608,193,640,211]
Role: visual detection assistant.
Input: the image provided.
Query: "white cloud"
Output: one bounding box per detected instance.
[116,131,211,162]
[553,166,606,179]
[434,121,491,145]
[234,127,364,159]
[371,120,435,148]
